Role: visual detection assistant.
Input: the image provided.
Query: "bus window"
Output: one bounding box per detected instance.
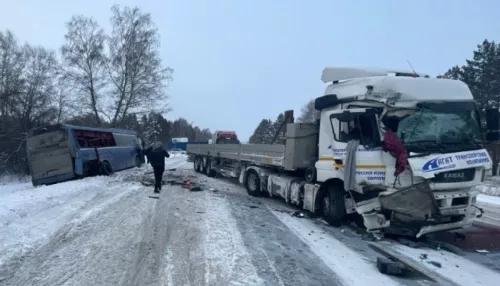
[114,133,137,147]
[74,130,116,148]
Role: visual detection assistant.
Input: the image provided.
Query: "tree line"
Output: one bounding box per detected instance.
[0,5,211,175]
[249,39,500,145]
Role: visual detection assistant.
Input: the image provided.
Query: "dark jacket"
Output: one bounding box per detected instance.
[145,146,170,168]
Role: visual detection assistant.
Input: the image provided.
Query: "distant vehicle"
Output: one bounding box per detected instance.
[171,137,188,143]
[212,130,240,144]
[26,123,145,186]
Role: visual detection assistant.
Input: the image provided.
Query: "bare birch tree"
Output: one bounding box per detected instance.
[61,15,107,126]
[107,5,173,127]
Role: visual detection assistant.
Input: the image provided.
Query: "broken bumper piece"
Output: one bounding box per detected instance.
[359,182,478,238]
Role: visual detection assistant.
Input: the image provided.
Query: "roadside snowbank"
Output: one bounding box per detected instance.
[0,170,142,266]
[476,176,500,197]
[0,155,186,268]
[478,194,500,206]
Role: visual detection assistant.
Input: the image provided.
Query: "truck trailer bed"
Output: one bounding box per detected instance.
[186,143,286,168]
[187,123,319,171]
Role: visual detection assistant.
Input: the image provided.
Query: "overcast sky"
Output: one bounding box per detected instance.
[0,0,498,141]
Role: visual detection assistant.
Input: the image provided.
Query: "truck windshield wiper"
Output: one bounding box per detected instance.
[441,138,482,149]
[406,140,447,151]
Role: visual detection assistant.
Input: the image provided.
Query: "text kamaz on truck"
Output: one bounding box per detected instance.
[187,67,497,238]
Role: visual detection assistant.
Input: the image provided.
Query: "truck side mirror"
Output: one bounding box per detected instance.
[486,108,500,141]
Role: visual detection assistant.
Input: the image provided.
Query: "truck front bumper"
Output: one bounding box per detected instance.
[416,210,477,237]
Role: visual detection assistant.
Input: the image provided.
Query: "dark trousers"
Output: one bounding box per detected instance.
[153,166,165,189]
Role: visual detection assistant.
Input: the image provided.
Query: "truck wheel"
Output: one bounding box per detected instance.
[245,170,261,196]
[194,157,201,172]
[200,157,207,174]
[205,159,216,177]
[305,166,316,182]
[322,184,346,227]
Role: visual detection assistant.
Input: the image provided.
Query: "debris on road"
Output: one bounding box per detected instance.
[397,237,422,248]
[427,261,442,268]
[475,249,489,254]
[190,186,203,192]
[376,256,410,277]
[292,211,306,218]
[425,241,466,256]
[140,179,166,187]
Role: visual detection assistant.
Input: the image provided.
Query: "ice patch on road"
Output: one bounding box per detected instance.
[201,193,263,286]
[272,211,402,286]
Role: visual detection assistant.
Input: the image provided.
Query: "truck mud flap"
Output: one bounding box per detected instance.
[379,182,440,221]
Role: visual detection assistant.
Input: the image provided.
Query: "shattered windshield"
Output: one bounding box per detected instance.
[397,109,482,152]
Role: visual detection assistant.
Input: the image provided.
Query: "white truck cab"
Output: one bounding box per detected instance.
[315,67,493,237]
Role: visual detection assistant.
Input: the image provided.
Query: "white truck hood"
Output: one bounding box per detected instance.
[408,149,492,179]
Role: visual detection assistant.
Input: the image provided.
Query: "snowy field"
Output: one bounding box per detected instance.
[0,155,499,285]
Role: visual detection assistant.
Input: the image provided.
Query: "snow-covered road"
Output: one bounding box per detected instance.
[0,155,498,286]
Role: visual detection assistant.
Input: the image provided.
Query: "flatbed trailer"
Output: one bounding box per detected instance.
[187,123,318,171]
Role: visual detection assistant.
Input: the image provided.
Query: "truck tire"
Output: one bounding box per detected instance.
[205,159,216,177]
[200,157,207,174]
[194,157,201,173]
[245,170,261,196]
[322,183,346,227]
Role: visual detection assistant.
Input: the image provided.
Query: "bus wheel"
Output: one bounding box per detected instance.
[100,161,113,176]
[245,170,261,197]
[322,183,346,227]
[135,156,143,168]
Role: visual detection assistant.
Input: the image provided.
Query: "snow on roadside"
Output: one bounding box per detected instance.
[477,194,500,206]
[0,161,157,266]
[378,241,499,286]
[0,154,189,278]
[0,175,143,266]
[271,210,402,286]
[0,174,30,185]
[476,176,500,197]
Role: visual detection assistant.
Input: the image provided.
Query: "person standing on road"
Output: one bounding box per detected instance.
[144,141,170,193]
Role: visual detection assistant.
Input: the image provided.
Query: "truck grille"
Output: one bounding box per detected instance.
[431,168,475,183]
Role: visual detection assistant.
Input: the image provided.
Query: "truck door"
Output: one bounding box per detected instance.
[328,108,386,188]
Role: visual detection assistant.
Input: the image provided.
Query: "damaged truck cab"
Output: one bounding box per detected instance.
[315,67,495,238]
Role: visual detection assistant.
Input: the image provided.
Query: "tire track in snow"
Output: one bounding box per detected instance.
[200,191,263,286]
